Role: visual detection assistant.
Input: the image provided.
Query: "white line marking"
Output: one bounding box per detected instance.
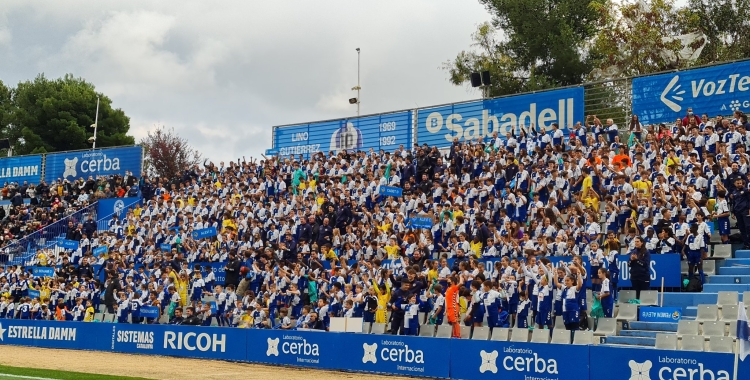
[0,374,58,380]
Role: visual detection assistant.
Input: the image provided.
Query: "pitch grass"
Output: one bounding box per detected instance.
[0,365,153,380]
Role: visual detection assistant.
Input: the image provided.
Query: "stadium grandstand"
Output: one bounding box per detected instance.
[1,60,750,380]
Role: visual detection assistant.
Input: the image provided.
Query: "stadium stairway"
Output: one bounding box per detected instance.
[601,247,750,348]
[601,321,678,347]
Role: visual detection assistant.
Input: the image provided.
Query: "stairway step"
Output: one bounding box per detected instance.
[719,267,750,275]
[620,330,666,338]
[662,293,718,307]
[683,307,697,317]
[703,283,750,292]
[603,336,656,346]
[626,321,678,332]
[723,258,750,266]
[735,250,750,259]
[599,343,652,349]
[708,275,750,284]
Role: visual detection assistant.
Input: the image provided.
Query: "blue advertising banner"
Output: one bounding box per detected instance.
[27,289,40,299]
[0,320,110,351]
[160,243,172,251]
[32,267,55,277]
[93,246,108,257]
[96,196,141,221]
[379,186,403,197]
[112,323,246,361]
[640,307,682,322]
[617,253,681,287]
[632,60,750,124]
[139,306,160,318]
[417,87,584,149]
[589,345,734,380]
[273,111,412,158]
[192,227,218,240]
[0,155,43,185]
[1,319,750,380]
[246,329,339,370]
[194,262,226,285]
[342,333,451,378]
[58,239,79,250]
[408,217,433,229]
[450,339,589,380]
[44,146,143,184]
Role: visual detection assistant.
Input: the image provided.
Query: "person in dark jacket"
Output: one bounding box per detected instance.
[182,307,202,325]
[297,217,312,242]
[169,307,185,325]
[475,216,491,250]
[77,257,94,279]
[65,222,83,241]
[317,218,333,246]
[104,270,122,314]
[83,215,97,238]
[628,236,651,299]
[224,251,241,287]
[730,177,750,249]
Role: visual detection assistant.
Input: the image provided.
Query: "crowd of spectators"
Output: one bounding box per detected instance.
[2,108,750,337]
[0,172,140,254]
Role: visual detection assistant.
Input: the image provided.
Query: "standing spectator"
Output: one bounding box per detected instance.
[83,215,97,238]
[730,177,750,249]
[446,276,461,338]
[628,237,651,300]
[224,251,241,287]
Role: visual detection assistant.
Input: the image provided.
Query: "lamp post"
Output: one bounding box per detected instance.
[90,96,100,149]
[352,47,361,117]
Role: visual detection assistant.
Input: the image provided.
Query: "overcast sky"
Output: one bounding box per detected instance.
[0,1,492,162]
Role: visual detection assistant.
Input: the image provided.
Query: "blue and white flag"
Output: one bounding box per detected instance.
[739,301,750,361]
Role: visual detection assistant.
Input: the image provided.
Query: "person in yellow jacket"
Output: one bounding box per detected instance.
[469,236,482,258]
[176,272,189,307]
[372,279,391,324]
[322,244,338,261]
[84,300,96,322]
[384,238,400,259]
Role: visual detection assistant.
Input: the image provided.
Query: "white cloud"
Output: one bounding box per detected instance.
[0,0,491,161]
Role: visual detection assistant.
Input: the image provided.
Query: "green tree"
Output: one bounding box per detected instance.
[684,0,750,64]
[589,0,694,78]
[6,74,134,155]
[445,1,602,97]
[0,80,11,142]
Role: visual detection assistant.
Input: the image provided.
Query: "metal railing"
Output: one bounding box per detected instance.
[0,203,98,265]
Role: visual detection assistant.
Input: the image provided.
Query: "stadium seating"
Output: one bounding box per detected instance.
[531,328,550,343]
[677,320,700,337]
[370,323,386,335]
[681,335,705,351]
[510,328,529,342]
[655,333,678,350]
[708,336,734,353]
[701,321,725,338]
[572,331,594,345]
[551,328,571,344]
[435,325,452,338]
[490,328,509,341]
[696,305,719,322]
[471,326,490,340]
[593,318,616,337]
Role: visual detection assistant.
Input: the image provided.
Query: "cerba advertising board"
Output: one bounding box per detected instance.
[2,319,750,379]
[273,111,412,158]
[44,146,143,183]
[417,87,584,149]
